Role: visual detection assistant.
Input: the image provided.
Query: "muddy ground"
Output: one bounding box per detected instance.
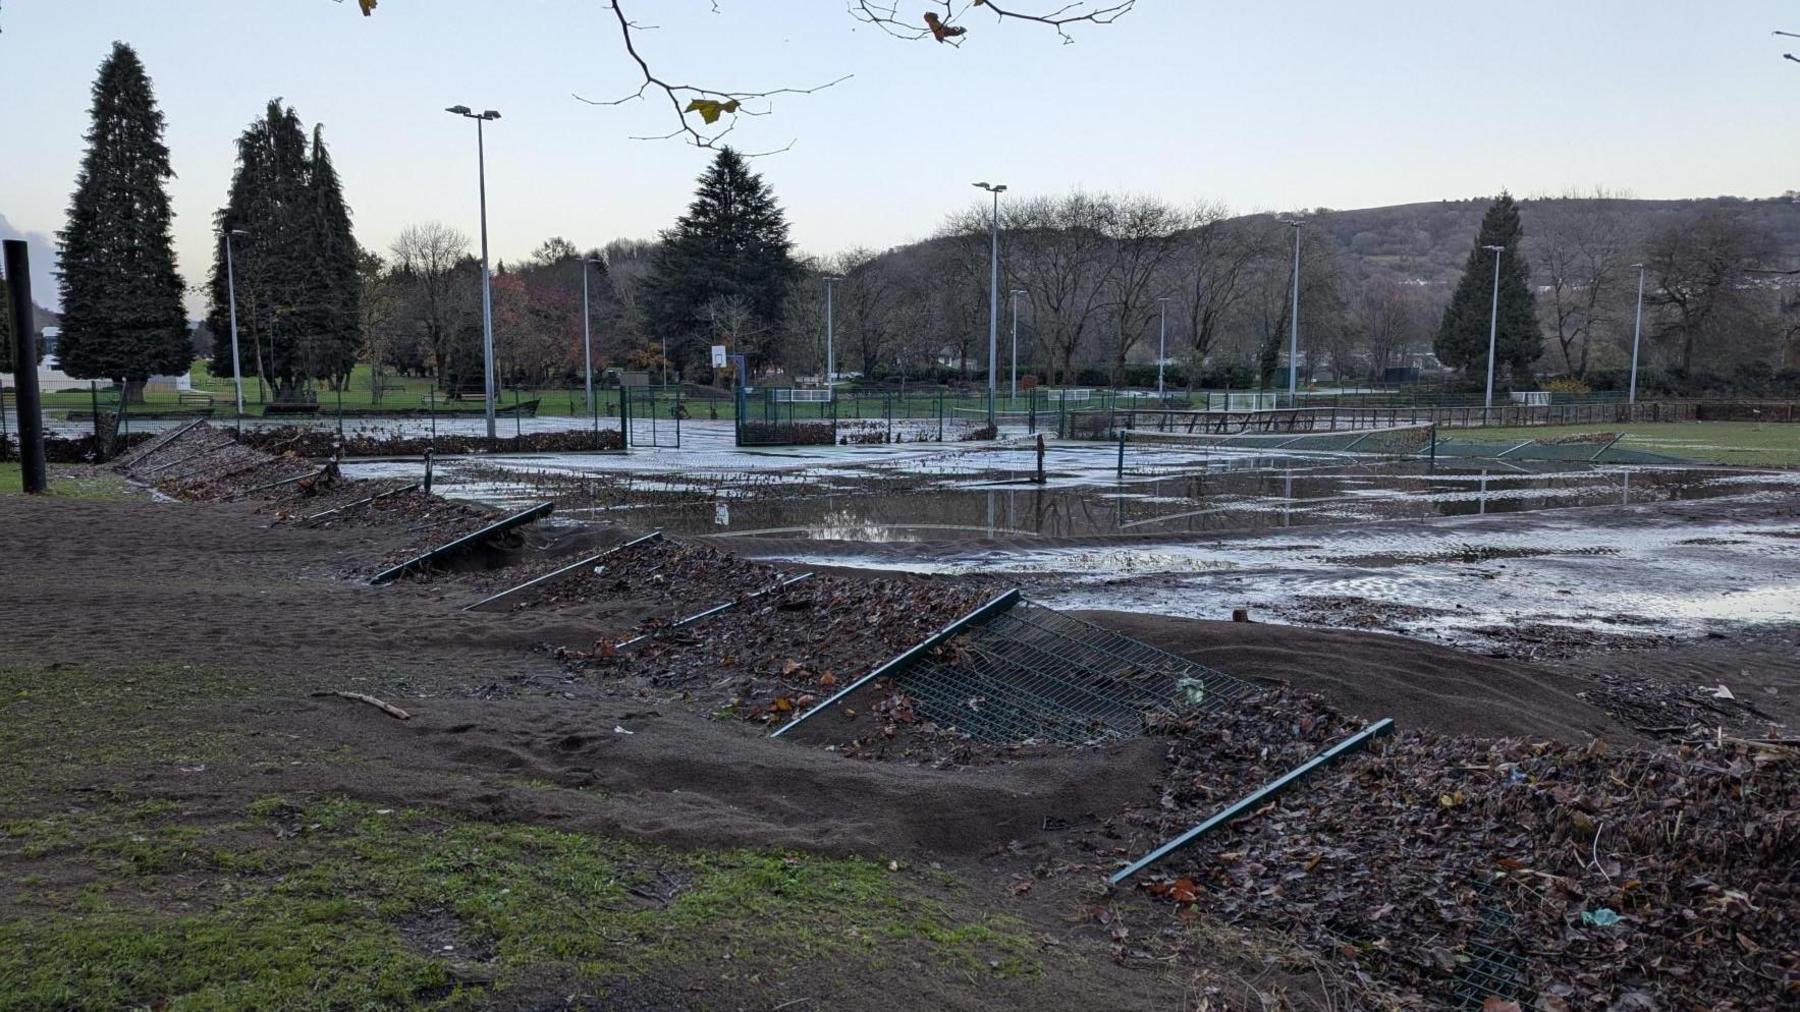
[2,474,1796,1009]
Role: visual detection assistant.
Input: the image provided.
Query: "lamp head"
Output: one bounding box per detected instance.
[446,105,472,115]
[482,110,502,120]
[1483,244,1505,252]
[229,228,250,237]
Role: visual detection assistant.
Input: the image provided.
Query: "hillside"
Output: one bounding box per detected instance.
[871,195,1800,287]
[1303,195,1800,286]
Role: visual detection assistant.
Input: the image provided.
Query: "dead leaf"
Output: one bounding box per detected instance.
[923,11,966,42]
[1481,999,1523,1012]
[358,0,377,15]
[684,99,732,125]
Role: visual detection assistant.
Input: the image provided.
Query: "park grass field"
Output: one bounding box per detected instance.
[1443,421,1800,468]
[0,463,131,499]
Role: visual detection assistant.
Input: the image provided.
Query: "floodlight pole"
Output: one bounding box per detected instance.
[1285,219,1303,400]
[1010,288,1026,402]
[823,275,842,392]
[1628,262,1646,405]
[446,105,502,438]
[1156,296,1170,398]
[1483,244,1505,418]
[579,256,599,416]
[974,181,1007,429]
[224,228,250,419]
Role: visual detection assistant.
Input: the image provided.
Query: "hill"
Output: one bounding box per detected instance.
[1301,195,1800,286]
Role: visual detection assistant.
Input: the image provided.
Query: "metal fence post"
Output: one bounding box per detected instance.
[3,240,45,490]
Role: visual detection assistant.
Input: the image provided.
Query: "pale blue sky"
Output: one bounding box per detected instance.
[3,1,1796,313]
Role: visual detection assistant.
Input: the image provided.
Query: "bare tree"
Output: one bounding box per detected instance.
[602,237,658,357]
[1166,203,1270,380]
[388,222,472,389]
[1530,195,1632,377]
[355,245,403,401]
[1100,196,1189,384]
[927,214,995,379]
[1001,193,1115,385]
[1249,216,1345,387]
[1347,277,1434,382]
[1644,212,1776,373]
[831,247,901,376]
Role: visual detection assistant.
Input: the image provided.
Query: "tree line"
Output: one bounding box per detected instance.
[47,44,1798,403]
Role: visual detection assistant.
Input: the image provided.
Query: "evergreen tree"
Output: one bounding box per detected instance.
[640,148,799,372]
[205,101,358,400]
[301,125,361,389]
[56,42,190,392]
[1435,193,1543,383]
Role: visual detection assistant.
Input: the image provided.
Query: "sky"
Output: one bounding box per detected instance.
[3,1,1797,315]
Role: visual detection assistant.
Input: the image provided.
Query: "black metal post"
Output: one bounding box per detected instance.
[4,241,47,492]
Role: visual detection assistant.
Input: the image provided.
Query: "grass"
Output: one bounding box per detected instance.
[0,664,1043,1009]
[0,795,1040,1010]
[1441,421,1800,468]
[0,462,132,500]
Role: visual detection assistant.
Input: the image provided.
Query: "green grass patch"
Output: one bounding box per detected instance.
[1442,421,1800,468]
[0,463,131,500]
[0,666,257,809]
[0,795,1041,1010]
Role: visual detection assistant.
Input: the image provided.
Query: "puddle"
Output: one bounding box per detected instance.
[339,442,1800,654]
[371,455,1800,544]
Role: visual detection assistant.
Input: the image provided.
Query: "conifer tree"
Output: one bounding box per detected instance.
[56,42,191,394]
[1435,193,1543,383]
[641,147,799,371]
[302,125,361,389]
[206,101,359,400]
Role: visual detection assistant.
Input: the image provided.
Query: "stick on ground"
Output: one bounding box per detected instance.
[310,690,411,720]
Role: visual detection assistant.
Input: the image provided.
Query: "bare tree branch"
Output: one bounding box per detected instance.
[851,0,1135,45]
[573,1,851,152]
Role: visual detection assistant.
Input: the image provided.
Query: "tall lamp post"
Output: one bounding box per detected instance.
[1156,296,1170,399]
[1482,243,1505,417]
[1628,262,1646,405]
[1009,288,1026,402]
[974,181,1007,428]
[1280,218,1304,401]
[822,275,842,393]
[578,255,602,417]
[445,104,501,438]
[223,227,250,420]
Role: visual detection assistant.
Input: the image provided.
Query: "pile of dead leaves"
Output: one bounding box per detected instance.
[555,567,990,731]
[1108,691,1798,1008]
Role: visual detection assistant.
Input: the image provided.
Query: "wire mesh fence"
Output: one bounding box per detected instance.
[893,602,1255,744]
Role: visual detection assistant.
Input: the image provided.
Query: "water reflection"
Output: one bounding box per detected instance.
[626,461,1796,543]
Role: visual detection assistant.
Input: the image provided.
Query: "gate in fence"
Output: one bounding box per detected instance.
[623,385,683,449]
[736,387,838,447]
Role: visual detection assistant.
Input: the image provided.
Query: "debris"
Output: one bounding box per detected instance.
[1580,908,1622,927]
[309,690,410,720]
